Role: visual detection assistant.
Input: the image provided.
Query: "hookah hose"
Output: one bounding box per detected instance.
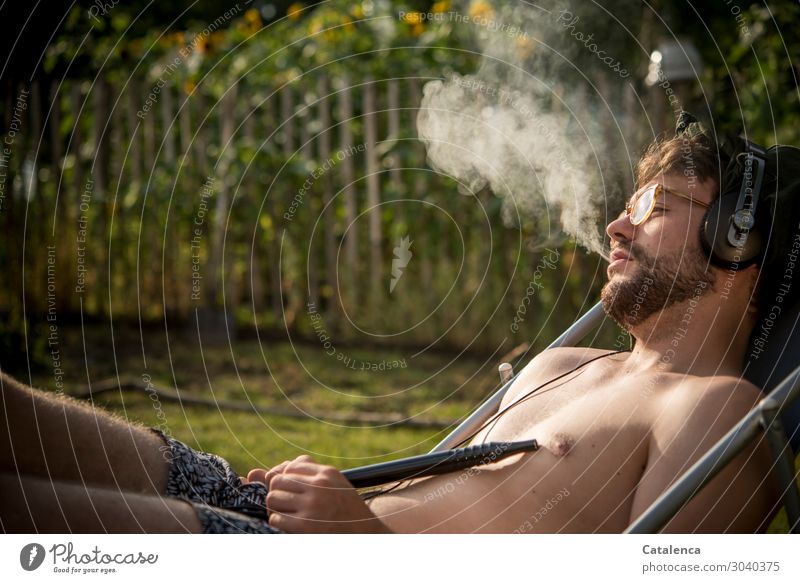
[227,439,539,519]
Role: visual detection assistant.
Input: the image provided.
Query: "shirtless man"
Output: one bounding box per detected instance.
[1,120,795,534]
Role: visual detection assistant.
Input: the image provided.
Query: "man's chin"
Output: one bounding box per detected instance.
[600,282,627,328]
[606,259,637,280]
[600,273,654,329]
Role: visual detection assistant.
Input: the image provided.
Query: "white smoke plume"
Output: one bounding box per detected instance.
[417,1,633,259]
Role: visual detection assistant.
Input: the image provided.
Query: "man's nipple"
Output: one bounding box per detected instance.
[547,432,574,457]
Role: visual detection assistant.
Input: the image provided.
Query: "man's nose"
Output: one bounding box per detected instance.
[606,212,634,245]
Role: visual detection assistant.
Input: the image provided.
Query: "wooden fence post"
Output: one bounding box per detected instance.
[300,86,320,312]
[264,92,284,326]
[50,80,71,309]
[337,75,358,306]
[317,75,338,327]
[179,88,193,175]
[68,82,84,315]
[160,81,178,312]
[387,78,402,191]
[363,77,382,302]
[141,82,157,310]
[205,85,238,310]
[409,78,432,301]
[243,103,265,314]
[92,78,110,314]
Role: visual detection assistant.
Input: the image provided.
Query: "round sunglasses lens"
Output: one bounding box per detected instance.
[631,186,655,224]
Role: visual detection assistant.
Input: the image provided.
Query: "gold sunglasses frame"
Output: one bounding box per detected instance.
[625,183,711,226]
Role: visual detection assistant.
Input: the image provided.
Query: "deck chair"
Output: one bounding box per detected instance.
[431,302,800,533]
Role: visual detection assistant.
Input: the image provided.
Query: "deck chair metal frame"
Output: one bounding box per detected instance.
[432,302,800,533]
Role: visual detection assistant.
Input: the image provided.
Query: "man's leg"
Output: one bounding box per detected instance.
[0,371,170,495]
[0,472,200,533]
[0,472,281,533]
[1,372,273,531]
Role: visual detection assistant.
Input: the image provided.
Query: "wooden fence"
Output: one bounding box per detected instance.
[1,72,603,352]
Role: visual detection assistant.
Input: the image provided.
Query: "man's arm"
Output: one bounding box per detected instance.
[260,455,393,533]
[0,372,170,495]
[628,378,779,533]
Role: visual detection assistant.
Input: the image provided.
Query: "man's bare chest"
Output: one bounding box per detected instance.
[475,362,657,448]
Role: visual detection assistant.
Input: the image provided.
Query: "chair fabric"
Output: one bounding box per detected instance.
[745,298,800,453]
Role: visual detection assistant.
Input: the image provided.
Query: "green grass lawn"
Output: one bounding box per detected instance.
[30,325,497,472]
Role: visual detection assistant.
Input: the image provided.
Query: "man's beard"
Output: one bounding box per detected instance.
[601,243,715,329]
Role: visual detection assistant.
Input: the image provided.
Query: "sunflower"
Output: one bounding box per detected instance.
[468,1,494,22]
[287,3,304,21]
[245,8,262,26]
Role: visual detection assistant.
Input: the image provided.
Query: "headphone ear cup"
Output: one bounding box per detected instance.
[701,194,763,267]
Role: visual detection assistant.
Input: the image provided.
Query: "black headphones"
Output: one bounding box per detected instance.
[699,138,767,269]
[674,111,768,269]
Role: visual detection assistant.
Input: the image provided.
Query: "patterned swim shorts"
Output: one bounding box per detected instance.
[153,429,281,534]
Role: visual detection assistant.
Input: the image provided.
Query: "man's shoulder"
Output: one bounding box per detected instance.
[532,346,617,367]
[672,374,762,406]
[521,346,618,376]
[655,374,763,433]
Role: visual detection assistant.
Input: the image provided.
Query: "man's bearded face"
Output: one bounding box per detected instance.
[601,242,715,329]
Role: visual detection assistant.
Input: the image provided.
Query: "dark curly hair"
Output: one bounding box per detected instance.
[635,130,721,192]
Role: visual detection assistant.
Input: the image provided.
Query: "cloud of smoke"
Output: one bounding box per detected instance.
[416,1,630,259]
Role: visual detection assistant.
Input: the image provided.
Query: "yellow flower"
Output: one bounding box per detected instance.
[350,5,365,19]
[309,18,323,36]
[245,8,262,25]
[196,35,211,54]
[468,1,494,22]
[411,22,425,37]
[432,1,450,13]
[516,35,535,59]
[402,11,422,24]
[343,17,355,32]
[287,3,304,21]
[184,80,197,95]
[211,30,225,46]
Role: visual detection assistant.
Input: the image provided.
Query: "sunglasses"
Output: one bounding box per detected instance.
[625,183,711,226]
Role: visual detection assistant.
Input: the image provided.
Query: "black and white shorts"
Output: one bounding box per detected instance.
[154,429,281,534]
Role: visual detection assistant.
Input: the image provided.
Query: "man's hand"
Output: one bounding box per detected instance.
[246,461,291,489]
[249,455,392,533]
